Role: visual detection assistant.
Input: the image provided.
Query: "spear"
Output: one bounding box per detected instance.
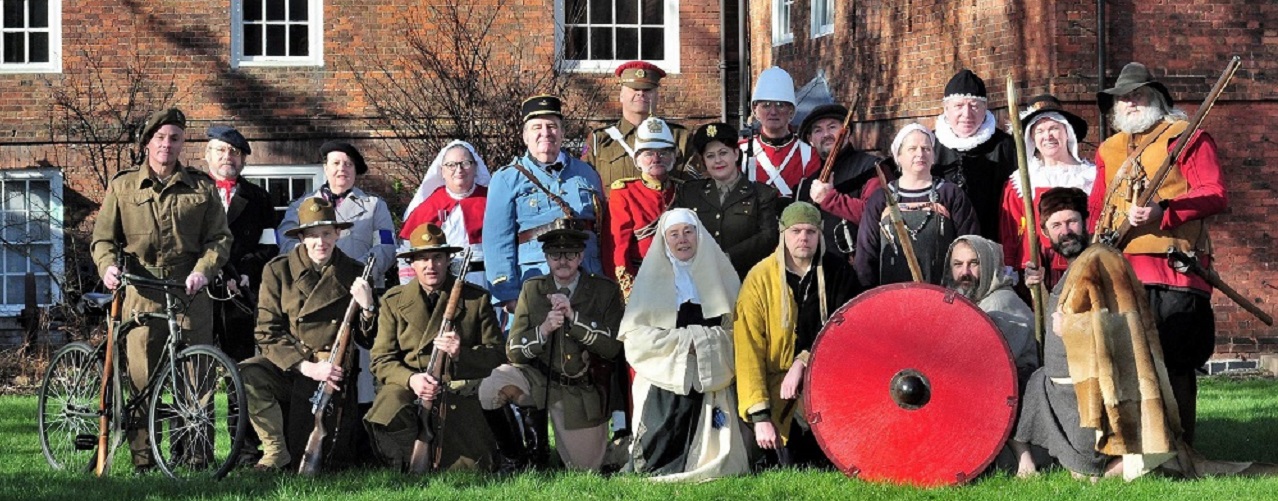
[1006,76,1046,359]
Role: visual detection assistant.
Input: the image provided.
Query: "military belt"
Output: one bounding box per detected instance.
[517,220,596,245]
[551,372,593,387]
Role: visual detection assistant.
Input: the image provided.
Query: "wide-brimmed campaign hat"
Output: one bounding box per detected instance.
[283,198,354,238]
[397,223,463,259]
[1097,62,1174,116]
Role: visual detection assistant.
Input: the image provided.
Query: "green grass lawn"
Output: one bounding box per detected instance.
[3,377,1278,500]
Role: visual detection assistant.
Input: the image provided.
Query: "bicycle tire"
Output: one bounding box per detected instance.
[147,344,247,480]
[38,342,104,472]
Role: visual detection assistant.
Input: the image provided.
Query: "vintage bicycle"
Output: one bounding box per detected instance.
[37,270,247,480]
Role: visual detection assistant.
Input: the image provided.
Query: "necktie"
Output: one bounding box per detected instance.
[215,179,236,207]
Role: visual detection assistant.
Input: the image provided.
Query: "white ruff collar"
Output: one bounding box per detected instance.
[934,110,997,152]
[1008,158,1097,198]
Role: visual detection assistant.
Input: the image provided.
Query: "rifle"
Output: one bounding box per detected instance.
[298,256,377,475]
[816,103,858,183]
[1005,76,1046,361]
[1168,250,1273,326]
[95,285,123,477]
[874,161,924,283]
[407,248,474,474]
[1096,56,1241,247]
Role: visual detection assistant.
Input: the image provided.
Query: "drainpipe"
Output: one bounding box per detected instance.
[719,0,729,123]
[738,0,751,129]
[1097,0,1107,135]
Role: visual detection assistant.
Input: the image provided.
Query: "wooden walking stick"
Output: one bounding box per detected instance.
[874,161,925,283]
[1005,76,1046,359]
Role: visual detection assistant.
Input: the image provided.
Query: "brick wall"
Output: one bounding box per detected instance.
[757,0,1277,357]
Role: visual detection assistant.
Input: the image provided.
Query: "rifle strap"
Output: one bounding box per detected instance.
[1098,122,1171,211]
[510,158,577,219]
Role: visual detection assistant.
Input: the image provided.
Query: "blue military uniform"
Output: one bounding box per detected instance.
[482,151,606,304]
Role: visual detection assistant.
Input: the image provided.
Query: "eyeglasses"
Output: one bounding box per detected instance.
[442,160,477,171]
[755,101,793,111]
[637,149,675,160]
[209,145,243,158]
[546,252,581,261]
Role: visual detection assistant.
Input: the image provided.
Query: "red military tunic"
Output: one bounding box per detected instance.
[739,135,820,198]
[607,176,677,297]
[998,164,1095,289]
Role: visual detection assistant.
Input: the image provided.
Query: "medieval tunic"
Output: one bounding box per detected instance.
[932,111,1018,242]
[739,134,821,200]
[621,210,748,481]
[364,277,505,470]
[998,163,1095,290]
[674,176,781,279]
[941,236,1040,382]
[795,145,885,262]
[608,176,677,296]
[854,178,979,287]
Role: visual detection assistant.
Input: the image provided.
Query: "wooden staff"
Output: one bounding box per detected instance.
[817,105,858,183]
[1005,76,1046,357]
[874,161,924,283]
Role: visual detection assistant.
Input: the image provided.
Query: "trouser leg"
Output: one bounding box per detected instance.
[241,359,293,468]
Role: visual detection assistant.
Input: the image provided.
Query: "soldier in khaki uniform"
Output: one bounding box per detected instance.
[239,197,376,471]
[364,223,506,471]
[582,60,694,192]
[90,108,233,471]
[477,223,625,471]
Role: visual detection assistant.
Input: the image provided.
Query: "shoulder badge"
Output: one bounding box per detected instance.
[611,177,639,190]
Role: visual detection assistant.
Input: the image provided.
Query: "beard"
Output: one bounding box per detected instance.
[953,274,979,299]
[1111,105,1164,135]
[1052,231,1088,259]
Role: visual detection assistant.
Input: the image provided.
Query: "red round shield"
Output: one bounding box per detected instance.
[805,283,1018,487]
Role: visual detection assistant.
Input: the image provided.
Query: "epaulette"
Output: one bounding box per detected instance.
[265,253,290,265]
[611,177,641,190]
[110,167,140,181]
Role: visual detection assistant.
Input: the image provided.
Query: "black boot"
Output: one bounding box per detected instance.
[483,406,528,474]
[523,407,551,469]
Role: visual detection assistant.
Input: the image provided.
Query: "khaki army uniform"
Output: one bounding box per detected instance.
[239,246,373,469]
[478,272,624,470]
[584,119,694,192]
[89,164,232,463]
[364,277,506,471]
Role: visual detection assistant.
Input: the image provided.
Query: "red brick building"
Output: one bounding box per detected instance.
[753,0,1277,357]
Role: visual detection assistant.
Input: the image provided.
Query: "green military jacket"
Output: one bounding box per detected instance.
[584,118,695,193]
[90,163,232,278]
[366,277,505,424]
[255,246,371,372]
[507,272,624,428]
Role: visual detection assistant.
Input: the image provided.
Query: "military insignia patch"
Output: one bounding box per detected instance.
[706,124,717,137]
[647,120,663,133]
[309,204,321,212]
[635,69,646,78]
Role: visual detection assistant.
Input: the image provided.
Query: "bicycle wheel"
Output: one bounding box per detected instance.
[148,345,246,480]
[38,342,104,472]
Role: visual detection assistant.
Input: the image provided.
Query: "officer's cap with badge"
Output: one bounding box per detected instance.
[139,108,187,148]
[319,141,368,175]
[522,95,564,123]
[283,197,354,238]
[615,61,667,90]
[397,223,463,259]
[207,125,252,155]
[632,116,676,154]
[691,122,739,156]
[538,218,590,254]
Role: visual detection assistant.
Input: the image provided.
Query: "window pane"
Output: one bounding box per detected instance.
[29,215,50,240]
[566,26,587,60]
[4,186,22,210]
[3,33,23,63]
[589,0,611,24]
[289,0,308,21]
[4,248,24,273]
[291,178,309,200]
[615,28,637,60]
[31,0,49,28]
[245,24,263,56]
[29,32,47,63]
[266,0,286,21]
[5,276,21,304]
[3,212,24,241]
[288,25,308,56]
[616,0,637,24]
[244,0,263,22]
[266,178,289,205]
[565,0,587,25]
[640,27,663,60]
[30,244,50,269]
[37,274,52,304]
[2,0,21,29]
[29,180,49,212]
[266,24,287,56]
[589,27,612,61]
[641,0,663,25]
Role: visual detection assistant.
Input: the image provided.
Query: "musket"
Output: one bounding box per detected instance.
[1005,76,1046,360]
[407,248,474,474]
[298,256,377,475]
[816,100,858,183]
[95,285,123,476]
[874,161,924,283]
[1096,56,1242,247]
[1168,250,1273,326]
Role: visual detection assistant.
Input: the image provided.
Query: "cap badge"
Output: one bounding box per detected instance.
[635,69,646,78]
[706,125,717,137]
[647,120,663,133]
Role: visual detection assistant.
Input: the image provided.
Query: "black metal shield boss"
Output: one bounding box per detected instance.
[804,283,1018,486]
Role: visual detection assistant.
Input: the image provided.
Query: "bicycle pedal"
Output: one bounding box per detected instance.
[74,434,98,451]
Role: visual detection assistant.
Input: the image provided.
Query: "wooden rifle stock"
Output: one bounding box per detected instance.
[298,256,377,475]
[874,162,925,283]
[95,289,123,477]
[817,106,858,183]
[1005,76,1047,360]
[408,248,474,474]
[1099,56,1241,247]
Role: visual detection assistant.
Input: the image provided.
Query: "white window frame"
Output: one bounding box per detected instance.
[554,0,681,74]
[811,0,834,38]
[0,168,63,314]
[0,0,62,74]
[772,0,794,46]
[230,0,324,69]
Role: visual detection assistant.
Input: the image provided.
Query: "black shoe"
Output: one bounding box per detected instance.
[483,406,530,474]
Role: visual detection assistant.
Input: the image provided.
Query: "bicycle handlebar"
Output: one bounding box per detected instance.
[120,273,189,293]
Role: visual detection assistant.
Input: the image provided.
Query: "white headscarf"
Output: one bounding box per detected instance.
[622,209,741,333]
[1009,112,1096,198]
[402,140,493,220]
[661,209,703,305]
[890,123,937,158]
